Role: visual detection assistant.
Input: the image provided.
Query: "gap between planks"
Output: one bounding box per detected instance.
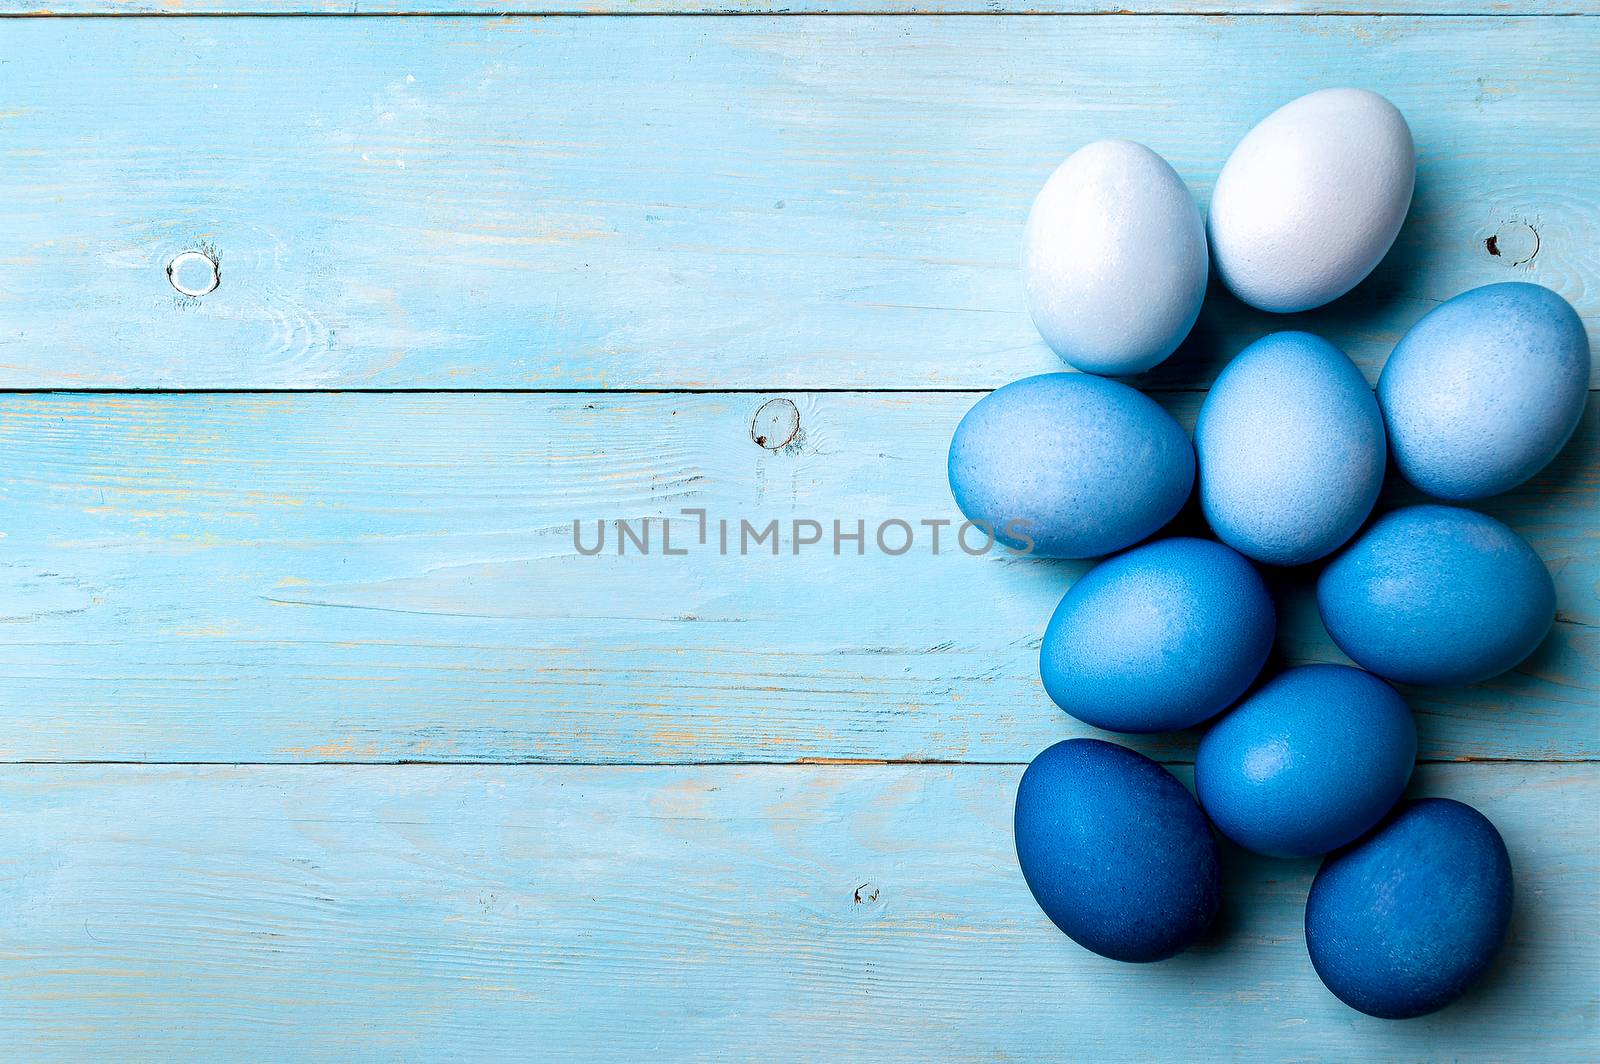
[0,387,1597,395]
[0,757,1591,766]
[1,9,1597,15]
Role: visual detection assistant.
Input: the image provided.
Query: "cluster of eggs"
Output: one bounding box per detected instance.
[947,89,1589,1019]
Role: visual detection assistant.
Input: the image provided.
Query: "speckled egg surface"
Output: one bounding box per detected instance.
[1306,798,1514,1019]
[1209,88,1414,313]
[1040,538,1274,733]
[1014,739,1220,963]
[1318,505,1554,687]
[1024,139,1209,375]
[1196,664,1415,857]
[1379,282,1589,500]
[948,373,1194,558]
[1196,331,1386,565]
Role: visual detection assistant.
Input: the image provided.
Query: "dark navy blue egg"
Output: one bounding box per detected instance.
[1317,505,1554,686]
[1040,537,1274,733]
[1379,282,1588,500]
[1014,739,1220,962]
[1196,665,1415,857]
[948,374,1194,559]
[1195,331,1386,566]
[1306,798,1514,1019]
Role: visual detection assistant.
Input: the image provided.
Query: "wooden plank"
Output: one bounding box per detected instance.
[0,391,1590,764]
[1,761,1593,1060]
[0,16,1594,389]
[5,2,1597,15]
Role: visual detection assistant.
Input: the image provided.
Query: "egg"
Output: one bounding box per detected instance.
[1209,88,1414,313]
[1306,798,1514,1019]
[1023,139,1208,374]
[1196,665,1415,857]
[1014,739,1220,962]
[1196,332,1385,565]
[948,374,1194,558]
[1317,505,1554,687]
[1378,282,1589,500]
[1040,538,1274,732]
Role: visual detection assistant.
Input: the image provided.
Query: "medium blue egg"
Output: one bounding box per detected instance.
[1379,282,1589,500]
[1196,665,1415,857]
[1196,332,1385,565]
[1015,739,1220,962]
[1306,798,1514,1018]
[1317,505,1554,686]
[1040,537,1274,732]
[948,374,1194,558]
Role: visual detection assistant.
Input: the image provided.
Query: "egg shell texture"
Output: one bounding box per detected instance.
[1196,664,1416,858]
[948,373,1194,559]
[1317,505,1555,687]
[1306,798,1514,1019]
[1196,331,1386,565]
[1024,139,1209,375]
[1040,538,1274,733]
[1378,282,1590,500]
[1014,739,1221,963]
[1208,88,1414,313]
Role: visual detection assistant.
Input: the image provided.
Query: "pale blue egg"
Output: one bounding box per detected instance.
[1379,282,1589,500]
[948,374,1194,558]
[1015,739,1220,963]
[1040,538,1274,733]
[1196,664,1415,857]
[1024,140,1208,375]
[1196,332,1385,565]
[1307,798,1513,1018]
[1317,505,1555,686]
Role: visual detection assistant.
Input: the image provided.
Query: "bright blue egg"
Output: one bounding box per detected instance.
[1014,739,1220,962]
[1196,331,1385,565]
[1040,537,1274,732]
[1317,505,1554,686]
[1306,798,1514,1019]
[1196,665,1415,857]
[1379,282,1589,500]
[948,374,1194,558]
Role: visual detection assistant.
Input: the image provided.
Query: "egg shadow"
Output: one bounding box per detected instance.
[1135,158,1446,395]
[1358,771,1552,1030]
[1429,838,1543,1021]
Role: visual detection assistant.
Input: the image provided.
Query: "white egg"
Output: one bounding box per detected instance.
[1208,89,1414,313]
[1023,140,1208,375]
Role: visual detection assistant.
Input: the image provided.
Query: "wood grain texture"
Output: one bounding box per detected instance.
[7,0,1600,14]
[1,761,1593,1061]
[0,391,1590,764]
[5,1,1597,14]
[0,16,1595,388]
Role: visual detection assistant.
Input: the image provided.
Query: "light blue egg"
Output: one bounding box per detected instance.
[1040,537,1274,733]
[1015,739,1220,963]
[1196,665,1415,858]
[1307,798,1513,1019]
[948,374,1194,558]
[1196,332,1385,566]
[1379,282,1589,500]
[1317,505,1554,686]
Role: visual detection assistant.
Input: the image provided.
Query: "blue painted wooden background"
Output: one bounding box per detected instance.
[0,6,1595,1062]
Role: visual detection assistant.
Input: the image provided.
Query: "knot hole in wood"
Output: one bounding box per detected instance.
[168,249,220,297]
[751,398,801,451]
[1484,221,1540,266]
